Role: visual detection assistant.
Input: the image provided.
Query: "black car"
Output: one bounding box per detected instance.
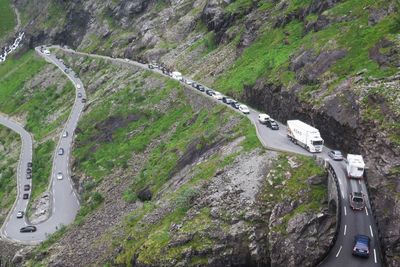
[20,226,37,233]
[148,64,154,69]
[352,235,370,258]
[266,119,279,130]
[26,173,32,179]
[64,68,69,74]
[197,85,205,92]
[205,89,215,96]
[74,73,79,78]
[230,101,240,109]
[26,168,32,174]
[222,97,234,104]
[191,82,198,89]
[81,98,86,103]
[27,162,33,168]
[23,193,29,199]
[24,184,30,191]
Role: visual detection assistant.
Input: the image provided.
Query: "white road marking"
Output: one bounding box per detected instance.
[344,206,347,216]
[374,249,377,263]
[370,225,374,237]
[336,246,342,257]
[365,207,369,216]
[358,179,361,185]
[344,225,347,236]
[341,191,344,199]
[338,179,342,185]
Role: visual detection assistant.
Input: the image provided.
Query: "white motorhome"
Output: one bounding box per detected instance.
[287,120,324,152]
[171,71,183,81]
[346,154,365,179]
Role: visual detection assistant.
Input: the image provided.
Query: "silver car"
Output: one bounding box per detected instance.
[328,150,343,161]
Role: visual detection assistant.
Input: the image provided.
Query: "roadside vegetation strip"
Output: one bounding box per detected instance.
[0,124,20,224]
[0,0,15,39]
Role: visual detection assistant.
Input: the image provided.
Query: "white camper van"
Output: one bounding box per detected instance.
[346,154,365,179]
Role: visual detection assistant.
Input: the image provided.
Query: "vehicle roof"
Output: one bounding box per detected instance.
[259,113,270,118]
[331,150,342,154]
[355,235,370,242]
[240,104,248,108]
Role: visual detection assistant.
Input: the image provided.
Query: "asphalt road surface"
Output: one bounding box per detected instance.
[0,45,382,267]
[0,47,85,244]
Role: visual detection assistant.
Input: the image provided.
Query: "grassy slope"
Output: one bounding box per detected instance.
[0,0,15,39]
[27,54,261,265]
[0,125,20,224]
[215,0,398,95]
[0,51,75,201]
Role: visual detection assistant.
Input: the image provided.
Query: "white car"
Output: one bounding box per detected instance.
[76,84,81,89]
[212,92,223,100]
[62,131,68,138]
[56,172,63,180]
[43,50,50,55]
[239,105,250,114]
[17,211,24,219]
[258,113,270,124]
[58,148,64,155]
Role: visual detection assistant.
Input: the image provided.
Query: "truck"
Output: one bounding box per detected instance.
[346,154,365,179]
[287,120,324,152]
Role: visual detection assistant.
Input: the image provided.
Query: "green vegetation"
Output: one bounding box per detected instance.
[215,0,398,100]
[260,154,327,234]
[0,125,20,224]
[0,0,15,39]
[0,50,75,204]
[31,141,55,200]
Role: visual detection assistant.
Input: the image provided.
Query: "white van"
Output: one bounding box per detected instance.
[258,114,270,124]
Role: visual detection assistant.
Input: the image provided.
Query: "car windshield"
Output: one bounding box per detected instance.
[353,197,363,202]
[313,140,324,146]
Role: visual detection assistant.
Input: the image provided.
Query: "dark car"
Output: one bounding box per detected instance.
[77,92,82,98]
[205,89,215,96]
[26,173,32,179]
[20,226,37,233]
[328,150,343,161]
[266,119,279,130]
[352,235,370,258]
[148,64,154,69]
[26,168,32,174]
[81,98,86,103]
[230,101,240,109]
[197,85,205,92]
[23,193,29,199]
[24,184,30,191]
[74,73,79,78]
[222,97,234,104]
[27,162,33,168]
[191,82,198,89]
[349,192,365,210]
[64,68,69,74]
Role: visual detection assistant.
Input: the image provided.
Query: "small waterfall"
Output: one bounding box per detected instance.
[0,32,24,63]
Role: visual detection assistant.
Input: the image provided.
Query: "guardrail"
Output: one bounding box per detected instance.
[316,161,341,266]
[363,169,387,266]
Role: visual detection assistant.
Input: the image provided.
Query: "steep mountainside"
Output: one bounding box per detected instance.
[13,51,333,266]
[1,0,399,265]
[14,0,398,264]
